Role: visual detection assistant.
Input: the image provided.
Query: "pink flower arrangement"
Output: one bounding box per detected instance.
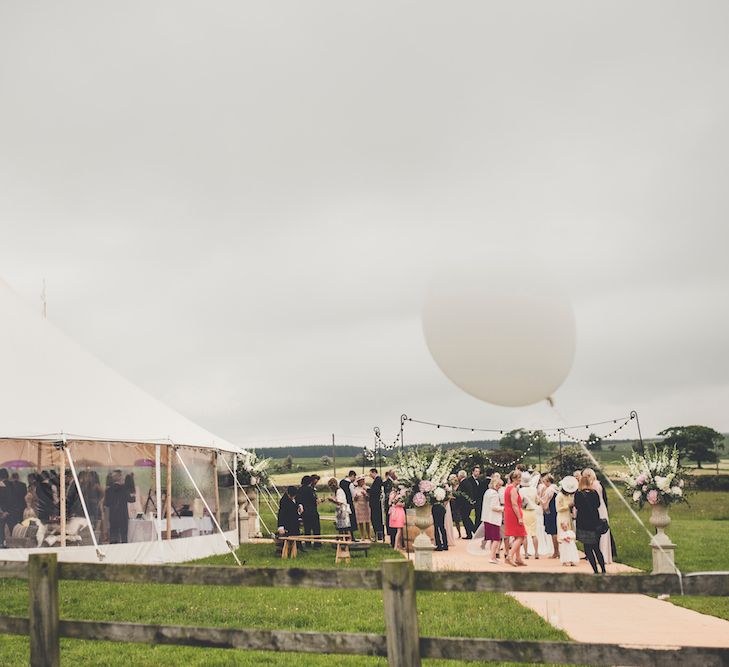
[412,492,427,507]
[647,489,659,505]
[636,474,646,485]
[419,480,434,493]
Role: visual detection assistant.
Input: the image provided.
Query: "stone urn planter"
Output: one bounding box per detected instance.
[238,485,261,539]
[649,502,676,574]
[411,504,435,571]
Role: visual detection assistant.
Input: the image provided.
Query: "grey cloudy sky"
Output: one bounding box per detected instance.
[1,1,728,447]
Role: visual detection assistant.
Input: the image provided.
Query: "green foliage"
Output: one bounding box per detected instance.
[282,455,293,471]
[546,445,593,479]
[691,474,729,492]
[319,456,331,466]
[585,432,602,451]
[657,425,725,468]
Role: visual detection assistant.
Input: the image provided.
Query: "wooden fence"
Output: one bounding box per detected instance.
[0,555,728,667]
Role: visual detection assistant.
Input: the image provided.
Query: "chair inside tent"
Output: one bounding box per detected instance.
[0,279,240,563]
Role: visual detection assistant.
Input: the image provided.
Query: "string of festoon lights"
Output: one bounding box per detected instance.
[364,430,401,461]
[388,414,637,469]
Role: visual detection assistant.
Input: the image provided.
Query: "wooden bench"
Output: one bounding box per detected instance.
[278,534,354,564]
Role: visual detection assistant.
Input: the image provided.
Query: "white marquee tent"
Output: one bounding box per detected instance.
[0,279,242,564]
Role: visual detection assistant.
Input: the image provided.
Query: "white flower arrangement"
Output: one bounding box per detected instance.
[621,446,686,509]
[236,450,271,486]
[394,448,457,509]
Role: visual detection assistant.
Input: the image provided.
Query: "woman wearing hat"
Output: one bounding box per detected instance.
[351,475,372,541]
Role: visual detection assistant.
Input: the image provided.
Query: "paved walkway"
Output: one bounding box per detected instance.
[408,537,729,648]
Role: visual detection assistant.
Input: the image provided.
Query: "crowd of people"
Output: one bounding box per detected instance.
[276,467,403,548]
[454,464,616,573]
[0,467,140,547]
[275,463,616,574]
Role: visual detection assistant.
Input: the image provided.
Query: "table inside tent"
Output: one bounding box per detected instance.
[127,517,215,542]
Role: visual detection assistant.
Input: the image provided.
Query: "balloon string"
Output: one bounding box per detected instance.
[548,406,684,594]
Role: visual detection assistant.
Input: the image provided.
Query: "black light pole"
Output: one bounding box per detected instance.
[558,430,563,477]
[630,410,644,453]
[400,414,410,555]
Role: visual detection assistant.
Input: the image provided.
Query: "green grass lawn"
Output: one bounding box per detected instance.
[608,490,729,572]
[667,596,729,621]
[0,542,570,667]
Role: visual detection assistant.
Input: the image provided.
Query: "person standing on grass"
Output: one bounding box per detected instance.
[388,489,406,550]
[574,474,606,574]
[309,475,323,547]
[368,468,384,542]
[277,485,304,550]
[503,470,527,566]
[351,475,372,540]
[296,475,317,546]
[383,470,397,546]
[327,477,351,536]
[339,470,357,539]
[481,475,504,564]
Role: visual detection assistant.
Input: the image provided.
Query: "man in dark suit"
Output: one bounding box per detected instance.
[456,469,478,539]
[295,476,318,546]
[368,468,384,541]
[470,466,485,525]
[383,469,397,546]
[339,470,357,539]
[277,485,303,549]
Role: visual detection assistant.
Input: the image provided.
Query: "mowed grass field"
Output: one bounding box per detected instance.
[0,543,571,667]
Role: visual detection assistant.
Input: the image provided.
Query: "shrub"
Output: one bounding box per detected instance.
[691,474,729,492]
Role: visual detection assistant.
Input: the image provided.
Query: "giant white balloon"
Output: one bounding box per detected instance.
[422,265,576,407]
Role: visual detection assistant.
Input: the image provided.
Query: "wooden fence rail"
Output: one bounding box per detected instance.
[0,555,728,667]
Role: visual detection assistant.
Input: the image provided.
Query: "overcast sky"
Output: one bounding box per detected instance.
[1,1,728,448]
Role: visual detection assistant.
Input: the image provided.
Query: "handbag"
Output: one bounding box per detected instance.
[596,518,609,535]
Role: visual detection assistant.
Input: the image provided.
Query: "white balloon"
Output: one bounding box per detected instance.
[422,264,576,407]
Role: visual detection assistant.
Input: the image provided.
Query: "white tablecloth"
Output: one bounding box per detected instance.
[127,517,215,543]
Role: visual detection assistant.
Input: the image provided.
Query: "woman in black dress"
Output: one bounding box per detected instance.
[573,475,606,574]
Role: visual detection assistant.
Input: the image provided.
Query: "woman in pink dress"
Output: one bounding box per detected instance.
[503,470,527,566]
[388,490,406,550]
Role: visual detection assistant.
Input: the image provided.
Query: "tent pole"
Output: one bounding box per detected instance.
[220,455,273,537]
[155,446,162,541]
[175,446,242,567]
[212,451,221,527]
[59,448,66,548]
[232,453,239,542]
[64,445,105,560]
[165,445,172,540]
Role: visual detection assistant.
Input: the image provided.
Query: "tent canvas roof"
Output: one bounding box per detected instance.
[0,279,238,453]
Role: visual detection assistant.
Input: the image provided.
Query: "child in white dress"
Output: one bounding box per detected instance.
[558,520,579,567]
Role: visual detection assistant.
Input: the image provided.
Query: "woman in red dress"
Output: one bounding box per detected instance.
[503,470,527,566]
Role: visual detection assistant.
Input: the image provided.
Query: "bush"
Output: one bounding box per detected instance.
[546,445,593,479]
[691,474,729,492]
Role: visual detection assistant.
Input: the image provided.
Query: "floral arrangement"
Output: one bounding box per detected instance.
[235,450,271,487]
[621,446,686,509]
[393,448,457,509]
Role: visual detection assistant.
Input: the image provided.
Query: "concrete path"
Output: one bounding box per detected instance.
[511,592,729,648]
[406,535,636,573]
[407,536,729,649]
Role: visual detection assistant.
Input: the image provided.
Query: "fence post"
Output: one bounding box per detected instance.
[381,559,421,667]
[28,553,60,667]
